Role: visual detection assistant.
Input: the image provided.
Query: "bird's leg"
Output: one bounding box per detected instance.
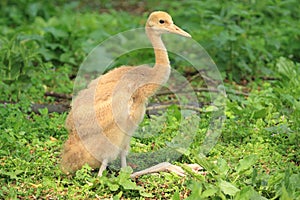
[120,150,127,168]
[97,159,108,177]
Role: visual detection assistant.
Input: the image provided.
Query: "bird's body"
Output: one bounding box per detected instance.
[61,11,191,176]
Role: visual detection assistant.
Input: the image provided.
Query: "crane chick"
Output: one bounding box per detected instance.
[61,11,191,176]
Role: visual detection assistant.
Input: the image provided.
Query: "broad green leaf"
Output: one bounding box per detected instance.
[229,24,245,34]
[107,182,119,192]
[113,191,122,200]
[204,105,219,112]
[219,180,240,196]
[234,186,268,200]
[289,174,300,190]
[217,158,230,176]
[60,52,77,65]
[171,191,180,200]
[185,182,203,200]
[119,166,133,175]
[276,57,297,78]
[140,191,154,198]
[38,47,57,61]
[195,155,217,174]
[279,185,293,200]
[236,154,258,174]
[167,104,181,121]
[117,167,141,190]
[1,169,23,179]
[44,27,68,39]
[201,186,218,198]
[119,179,141,190]
[252,108,267,119]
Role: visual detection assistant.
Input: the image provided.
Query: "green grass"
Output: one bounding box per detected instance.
[0,0,299,199]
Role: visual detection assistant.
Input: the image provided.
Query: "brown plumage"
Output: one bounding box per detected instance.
[61,11,191,176]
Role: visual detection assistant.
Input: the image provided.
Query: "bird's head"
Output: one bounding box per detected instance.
[146,11,191,38]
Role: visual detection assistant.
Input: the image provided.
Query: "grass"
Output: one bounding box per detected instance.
[0,0,299,199]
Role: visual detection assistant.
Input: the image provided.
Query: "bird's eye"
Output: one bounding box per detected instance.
[159,19,165,24]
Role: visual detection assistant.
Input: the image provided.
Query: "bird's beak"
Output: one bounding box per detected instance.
[168,24,191,38]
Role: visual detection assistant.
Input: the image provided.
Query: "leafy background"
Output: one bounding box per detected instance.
[0,0,299,199]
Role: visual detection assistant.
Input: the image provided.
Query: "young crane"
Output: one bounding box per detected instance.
[61,11,192,177]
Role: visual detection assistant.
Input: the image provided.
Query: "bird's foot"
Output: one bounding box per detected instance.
[130,162,203,178]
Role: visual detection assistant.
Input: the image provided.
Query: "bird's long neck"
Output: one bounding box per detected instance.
[146,28,171,84]
[152,37,170,67]
[132,28,171,102]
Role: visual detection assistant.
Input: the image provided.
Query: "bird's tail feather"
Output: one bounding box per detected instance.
[61,131,101,174]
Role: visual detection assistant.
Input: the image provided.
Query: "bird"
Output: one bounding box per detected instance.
[61,11,191,177]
